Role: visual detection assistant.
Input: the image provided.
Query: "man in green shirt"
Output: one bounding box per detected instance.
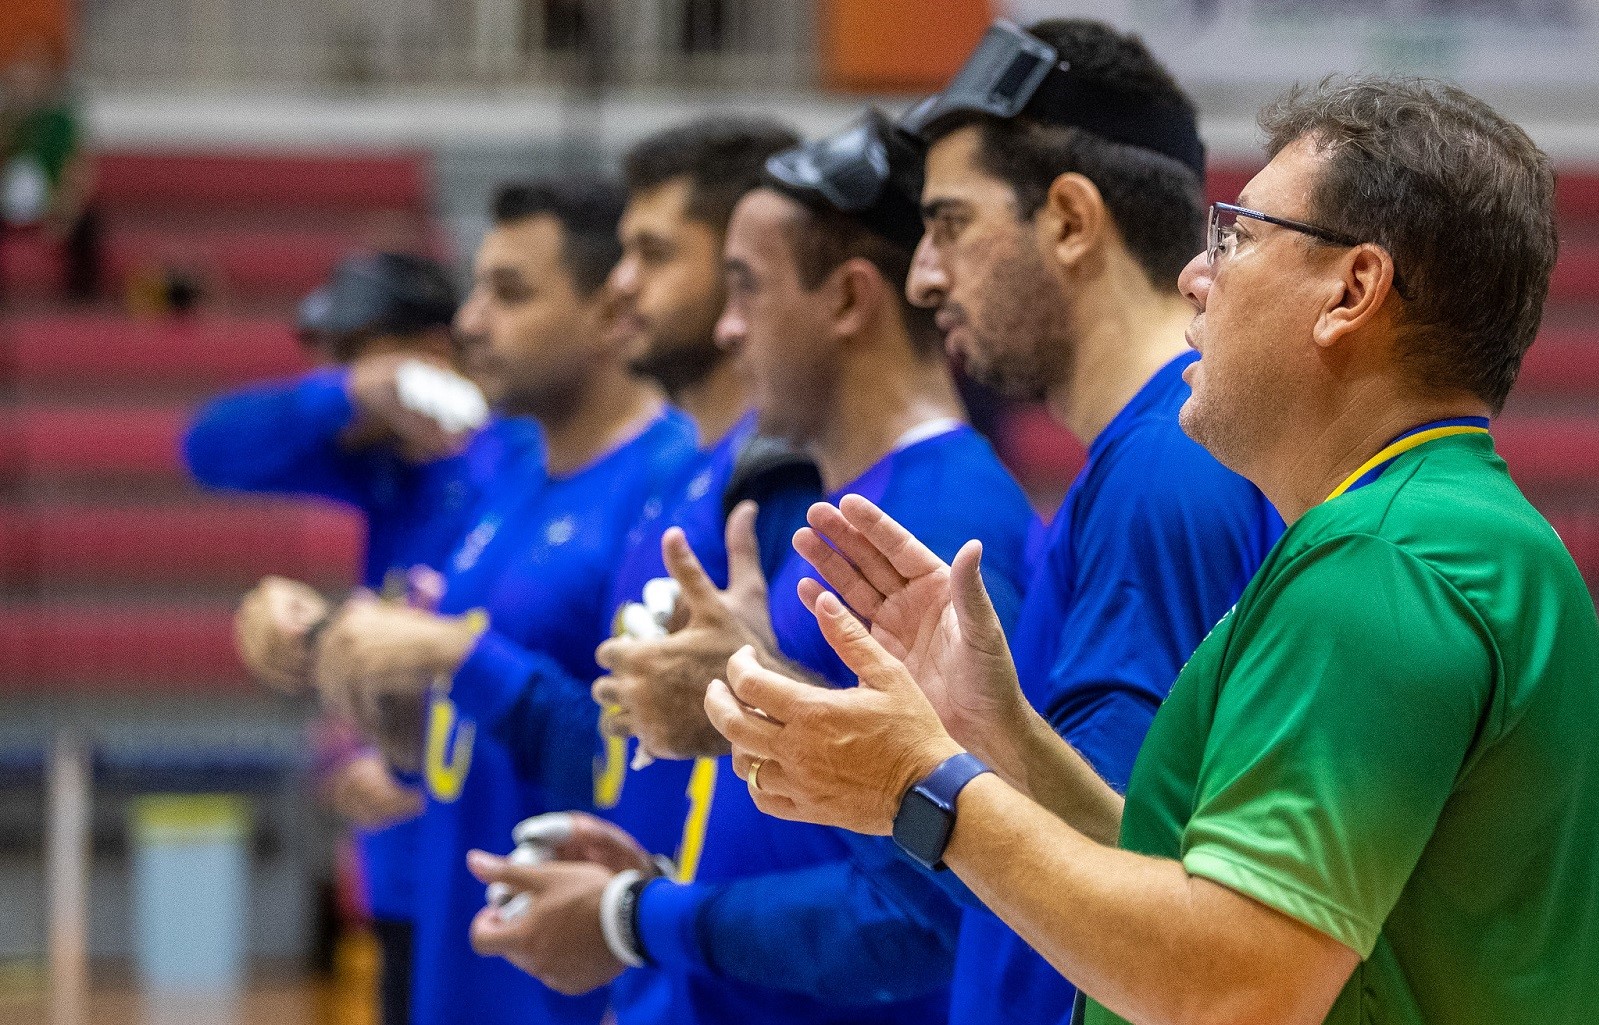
[702,77,1599,1024]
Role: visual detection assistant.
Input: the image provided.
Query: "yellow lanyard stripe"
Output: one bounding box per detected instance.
[1325,425,1491,502]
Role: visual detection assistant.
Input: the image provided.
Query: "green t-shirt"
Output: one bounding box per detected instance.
[1084,432,1599,1025]
[3,103,77,183]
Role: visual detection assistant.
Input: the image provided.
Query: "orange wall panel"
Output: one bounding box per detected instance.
[821,0,993,93]
[0,0,74,68]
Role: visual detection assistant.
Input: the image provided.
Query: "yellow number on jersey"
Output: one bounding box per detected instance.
[425,693,475,802]
[594,733,628,809]
[674,757,718,883]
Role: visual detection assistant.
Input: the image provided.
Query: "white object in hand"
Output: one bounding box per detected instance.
[641,577,681,625]
[619,578,683,770]
[486,814,577,921]
[487,844,545,922]
[395,359,490,434]
[618,603,666,642]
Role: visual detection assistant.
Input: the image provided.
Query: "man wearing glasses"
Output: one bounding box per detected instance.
[708,76,1599,1025]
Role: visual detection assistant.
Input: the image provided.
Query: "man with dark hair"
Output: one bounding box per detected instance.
[187,249,531,1025]
[700,20,1278,1025]
[467,111,1036,1025]
[610,115,800,427]
[312,178,698,1025]
[579,115,814,853]
[708,75,1599,1025]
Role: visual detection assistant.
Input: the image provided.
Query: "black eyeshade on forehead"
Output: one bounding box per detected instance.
[901,20,1206,181]
[992,50,1046,107]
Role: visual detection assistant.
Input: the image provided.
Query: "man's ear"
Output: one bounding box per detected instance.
[1311,244,1401,351]
[828,257,886,343]
[1041,172,1109,276]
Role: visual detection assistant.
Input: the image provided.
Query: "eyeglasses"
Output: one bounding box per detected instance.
[1207,202,1407,298]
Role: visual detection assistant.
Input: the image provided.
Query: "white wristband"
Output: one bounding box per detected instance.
[599,869,647,968]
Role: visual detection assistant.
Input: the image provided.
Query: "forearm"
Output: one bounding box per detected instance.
[969,705,1124,847]
[944,773,1346,1025]
[184,373,360,496]
[450,632,601,811]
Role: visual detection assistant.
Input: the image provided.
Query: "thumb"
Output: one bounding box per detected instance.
[949,540,1009,658]
[809,589,914,696]
[723,500,767,600]
[661,526,724,619]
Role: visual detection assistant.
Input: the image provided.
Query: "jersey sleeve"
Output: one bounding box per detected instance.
[1180,534,1493,957]
[1042,422,1270,791]
[448,629,601,812]
[634,835,958,1004]
[182,370,373,505]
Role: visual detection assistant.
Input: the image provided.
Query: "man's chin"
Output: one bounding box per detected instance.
[966,359,1045,403]
[474,375,509,411]
[628,341,726,396]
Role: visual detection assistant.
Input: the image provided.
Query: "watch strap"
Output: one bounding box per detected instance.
[914,751,990,808]
[893,751,991,870]
[599,869,649,968]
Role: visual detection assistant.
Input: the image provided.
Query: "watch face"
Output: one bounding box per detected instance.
[893,789,955,870]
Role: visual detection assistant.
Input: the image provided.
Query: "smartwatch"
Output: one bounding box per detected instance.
[892,752,992,871]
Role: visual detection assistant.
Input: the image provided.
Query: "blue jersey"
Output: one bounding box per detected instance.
[183,368,543,920]
[946,352,1282,1025]
[622,424,1036,1025]
[411,409,697,1025]
[596,414,818,859]
[184,367,544,589]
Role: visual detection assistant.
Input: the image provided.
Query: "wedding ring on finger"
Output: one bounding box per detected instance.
[749,757,765,793]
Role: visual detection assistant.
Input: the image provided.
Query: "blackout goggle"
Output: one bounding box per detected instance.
[764,109,926,250]
[298,257,458,340]
[899,20,1206,180]
[766,109,897,213]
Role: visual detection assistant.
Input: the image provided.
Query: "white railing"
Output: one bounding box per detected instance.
[76,0,816,90]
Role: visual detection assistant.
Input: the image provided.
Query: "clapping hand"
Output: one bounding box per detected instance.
[792,494,1032,764]
[593,501,778,760]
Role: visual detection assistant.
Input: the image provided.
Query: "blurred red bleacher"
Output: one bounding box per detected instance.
[2,314,307,393]
[0,605,242,692]
[94,152,430,212]
[0,149,440,299]
[0,503,360,589]
[0,148,423,694]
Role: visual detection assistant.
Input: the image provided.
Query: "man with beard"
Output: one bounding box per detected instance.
[467,111,1035,1024]
[708,19,1279,1025]
[586,116,819,859]
[311,180,697,1025]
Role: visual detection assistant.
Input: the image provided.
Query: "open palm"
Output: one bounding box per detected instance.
[793,494,1026,754]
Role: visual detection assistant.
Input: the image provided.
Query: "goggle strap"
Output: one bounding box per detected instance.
[1024,71,1206,180]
